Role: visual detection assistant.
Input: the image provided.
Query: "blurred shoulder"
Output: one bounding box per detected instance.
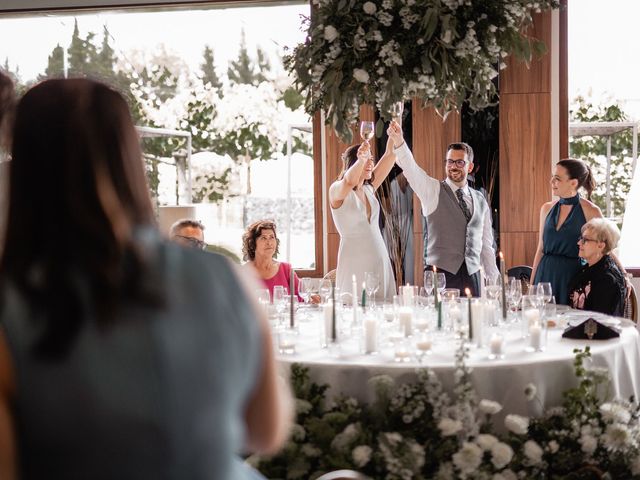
[540,200,556,214]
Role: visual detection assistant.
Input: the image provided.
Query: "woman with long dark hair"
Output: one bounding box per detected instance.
[0,78,290,480]
[531,158,602,305]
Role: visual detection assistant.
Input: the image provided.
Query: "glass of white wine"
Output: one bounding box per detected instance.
[359,121,375,143]
[390,101,403,122]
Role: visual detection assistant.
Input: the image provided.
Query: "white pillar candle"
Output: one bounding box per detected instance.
[398,306,413,337]
[490,333,504,356]
[529,323,542,350]
[402,283,414,307]
[363,315,378,354]
[523,309,540,327]
[323,302,333,344]
[470,301,485,347]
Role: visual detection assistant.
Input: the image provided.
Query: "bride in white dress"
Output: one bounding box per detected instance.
[329,121,403,303]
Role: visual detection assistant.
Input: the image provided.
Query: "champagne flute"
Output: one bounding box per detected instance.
[319,279,333,304]
[390,101,403,122]
[360,121,374,143]
[436,273,446,298]
[423,271,434,297]
[364,271,379,307]
[508,276,522,313]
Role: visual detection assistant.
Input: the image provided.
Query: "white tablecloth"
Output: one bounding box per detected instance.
[276,309,640,420]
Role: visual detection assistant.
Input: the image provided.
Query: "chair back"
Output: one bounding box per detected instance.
[507,265,533,295]
[315,470,371,480]
[323,269,337,281]
[624,283,638,323]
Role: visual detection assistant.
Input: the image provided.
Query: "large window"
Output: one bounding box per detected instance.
[0,1,321,272]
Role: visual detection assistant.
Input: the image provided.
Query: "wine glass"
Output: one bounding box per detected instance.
[272,285,287,323]
[299,278,312,305]
[360,121,374,143]
[507,276,522,313]
[536,282,553,304]
[390,101,404,122]
[364,271,379,307]
[486,276,502,302]
[423,271,434,297]
[319,279,333,304]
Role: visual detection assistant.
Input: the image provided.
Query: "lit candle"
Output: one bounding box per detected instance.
[398,306,413,337]
[499,252,507,320]
[402,282,414,307]
[466,288,473,341]
[363,313,378,354]
[290,267,295,328]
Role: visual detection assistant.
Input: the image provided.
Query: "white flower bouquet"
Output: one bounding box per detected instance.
[284,0,560,142]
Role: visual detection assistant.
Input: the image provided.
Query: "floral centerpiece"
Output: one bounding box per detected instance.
[251,344,640,479]
[284,0,560,142]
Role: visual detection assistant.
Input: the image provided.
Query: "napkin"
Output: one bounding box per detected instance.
[562,317,620,340]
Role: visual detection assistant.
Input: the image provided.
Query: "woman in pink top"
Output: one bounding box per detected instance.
[242,220,303,301]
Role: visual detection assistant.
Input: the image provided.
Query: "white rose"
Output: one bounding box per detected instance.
[580,434,598,455]
[479,399,503,415]
[504,414,529,435]
[476,434,498,451]
[324,25,339,42]
[353,68,370,83]
[524,383,537,401]
[438,418,463,436]
[452,442,483,474]
[547,440,559,454]
[524,440,544,465]
[363,1,377,14]
[352,445,372,467]
[491,442,514,470]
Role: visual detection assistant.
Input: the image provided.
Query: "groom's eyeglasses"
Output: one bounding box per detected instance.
[445,158,467,168]
[174,235,207,250]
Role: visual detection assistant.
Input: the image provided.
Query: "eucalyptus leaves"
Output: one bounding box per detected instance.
[284,0,559,142]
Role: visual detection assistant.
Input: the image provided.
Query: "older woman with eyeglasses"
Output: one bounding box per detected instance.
[567,218,627,316]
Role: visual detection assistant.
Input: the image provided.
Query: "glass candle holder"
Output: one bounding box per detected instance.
[277,326,298,355]
[393,337,412,363]
[414,332,433,363]
[488,331,505,360]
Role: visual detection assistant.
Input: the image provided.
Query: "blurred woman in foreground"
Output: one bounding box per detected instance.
[0,78,291,480]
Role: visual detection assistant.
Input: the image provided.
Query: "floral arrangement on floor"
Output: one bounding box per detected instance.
[250,343,640,479]
[284,0,560,142]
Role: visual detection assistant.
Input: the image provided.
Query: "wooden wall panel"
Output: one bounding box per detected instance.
[499,93,551,233]
[499,10,553,269]
[327,232,340,272]
[501,232,539,270]
[410,101,461,286]
[500,12,551,95]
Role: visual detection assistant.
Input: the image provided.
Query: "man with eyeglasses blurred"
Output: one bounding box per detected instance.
[169,219,207,250]
[389,120,499,296]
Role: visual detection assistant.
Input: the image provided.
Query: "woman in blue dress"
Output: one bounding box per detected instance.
[531,158,602,305]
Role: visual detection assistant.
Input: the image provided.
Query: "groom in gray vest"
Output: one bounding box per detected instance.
[389,121,500,296]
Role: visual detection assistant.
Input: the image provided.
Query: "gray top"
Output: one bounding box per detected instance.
[1,235,261,480]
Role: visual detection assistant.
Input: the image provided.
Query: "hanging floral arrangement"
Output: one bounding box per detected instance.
[284,0,560,142]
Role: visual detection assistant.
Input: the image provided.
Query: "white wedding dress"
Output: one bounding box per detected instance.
[331,184,396,303]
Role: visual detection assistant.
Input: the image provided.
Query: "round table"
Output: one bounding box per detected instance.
[276,307,640,421]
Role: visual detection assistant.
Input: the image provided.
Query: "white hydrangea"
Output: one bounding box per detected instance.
[479,399,503,415]
[377,11,394,26]
[452,442,483,474]
[494,470,518,480]
[353,69,370,83]
[363,1,377,14]
[295,399,312,415]
[523,440,544,465]
[600,402,632,424]
[352,445,372,467]
[504,414,529,435]
[580,434,598,455]
[476,434,498,450]
[491,442,514,470]
[324,25,339,42]
[438,418,463,436]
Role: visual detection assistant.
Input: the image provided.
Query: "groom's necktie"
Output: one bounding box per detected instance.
[456,189,472,223]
